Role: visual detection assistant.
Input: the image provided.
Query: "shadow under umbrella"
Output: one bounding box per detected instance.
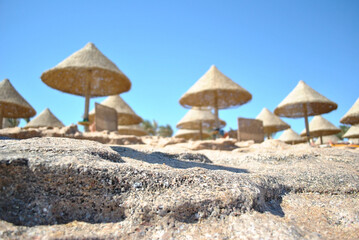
[111,146,249,174]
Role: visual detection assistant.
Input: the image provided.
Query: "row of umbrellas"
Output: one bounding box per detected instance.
[266,97,359,144]
[176,65,357,143]
[1,42,358,141]
[276,115,340,145]
[0,89,149,136]
[3,72,351,143]
[21,93,357,141]
[274,97,359,144]
[0,42,146,135]
[173,104,345,144]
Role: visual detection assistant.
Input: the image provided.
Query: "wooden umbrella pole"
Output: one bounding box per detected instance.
[199,121,203,140]
[214,107,219,139]
[0,107,3,129]
[303,105,310,143]
[214,107,219,128]
[83,79,91,132]
[214,92,219,139]
[320,135,323,144]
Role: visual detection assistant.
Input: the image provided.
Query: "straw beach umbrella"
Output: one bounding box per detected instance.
[0,79,36,129]
[315,135,340,145]
[89,95,142,125]
[299,115,340,144]
[343,124,359,139]
[41,42,131,131]
[278,128,306,145]
[179,65,252,133]
[118,124,148,136]
[24,108,64,129]
[174,129,210,140]
[340,98,359,125]
[256,108,290,138]
[176,107,226,140]
[274,80,337,141]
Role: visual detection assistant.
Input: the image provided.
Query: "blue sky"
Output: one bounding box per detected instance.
[1,0,358,137]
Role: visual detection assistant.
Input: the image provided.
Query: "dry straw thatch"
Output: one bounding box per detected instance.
[343,124,359,139]
[278,128,306,144]
[117,124,148,136]
[255,108,290,135]
[41,42,131,131]
[89,95,142,125]
[0,79,36,128]
[176,107,226,130]
[274,80,337,118]
[300,115,340,138]
[315,135,340,144]
[340,98,359,125]
[41,42,131,97]
[179,65,252,109]
[274,80,337,140]
[24,108,64,129]
[174,129,210,140]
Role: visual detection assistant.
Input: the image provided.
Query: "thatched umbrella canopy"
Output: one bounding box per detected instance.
[179,65,252,134]
[343,124,359,139]
[256,108,290,138]
[278,128,306,145]
[274,80,337,141]
[0,79,36,129]
[176,107,226,140]
[89,95,142,125]
[24,108,64,129]
[118,124,148,136]
[299,115,340,144]
[340,98,359,125]
[174,129,210,140]
[41,42,131,131]
[315,135,340,145]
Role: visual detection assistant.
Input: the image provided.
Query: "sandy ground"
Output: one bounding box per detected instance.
[0,137,358,239]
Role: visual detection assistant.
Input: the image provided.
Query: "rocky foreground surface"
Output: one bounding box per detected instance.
[0,137,358,239]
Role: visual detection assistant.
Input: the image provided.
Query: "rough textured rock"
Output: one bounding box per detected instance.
[0,127,41,139]
[250,139,290,151]
[0,125,80,139]
[0,126,145,145]
[235,139,255,148]
[73,131,144,145]
[0,137,358,239]
[38,125,79,138]
[190,138,238,151]
[141,136,187,147]
[108,134,144,145]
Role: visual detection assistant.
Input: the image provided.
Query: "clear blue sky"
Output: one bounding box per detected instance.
[1,0,358,137]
